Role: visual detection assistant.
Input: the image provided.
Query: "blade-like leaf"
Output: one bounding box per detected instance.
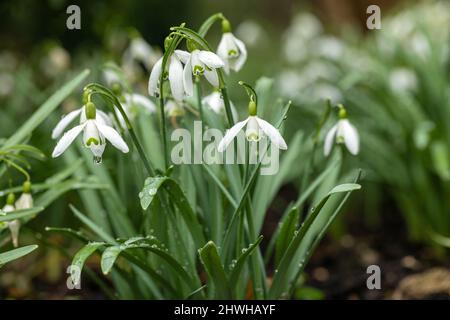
[70,242,105,286]
[269,178,361,299]
[0,207,44,222]
[198,241,232,299]
[229,235,263,285]
[275,207,299,266]
[139,176,205,247]
[3,69,90,148]
[0,245,38,267]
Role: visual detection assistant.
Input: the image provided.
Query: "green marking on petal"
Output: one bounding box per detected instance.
[193,65,204,75]
[86,137,99,146]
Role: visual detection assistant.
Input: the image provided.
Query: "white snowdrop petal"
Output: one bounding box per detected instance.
[231,36,247,71]
[148,57,163,97]
[255,117,287,149]
[183,60,194,96]
[174,50,190,64]
[15,193,33,210]
[203,92,223,114]
[204,68,219,87]
[97,109,113,126]
[8,220,20,247]
[218,118,250,152]
[51,108,83,139]
[342,120,360,155]
[52,123,86,158]
[217,35,230,74]
[198,51,225,69]
[96,123,129,153]
[324,124,338,156]
[168,56,185,101]
[126,93,156,113]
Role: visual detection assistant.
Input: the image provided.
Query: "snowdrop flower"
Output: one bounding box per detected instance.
[174,48,224,97]
[123,35,160,71]
[324,107,359,156]
[389,68,418,93]
[114,93,157,127]
[202,90,238,121]
[148,54,184,101]
[218,101,287,152]
[52,102,129,162]
[52,105,111,139]
[15,182,33,210]
[6,181,33,248]
[2,193,19,247]
[217,19,247,74]
[235,20,264,47]
[165,99,185,118]
[103,68,121,87]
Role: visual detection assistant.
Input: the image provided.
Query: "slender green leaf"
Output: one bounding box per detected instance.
[229,235,263,285]
[0,245,38,267]
[269,180,361,298]
[198,241,232,299]
[3,69,90,147]
[139,176,205,247]
[70,242,105,286]
[275,207,299,266]
[0,207,44,222]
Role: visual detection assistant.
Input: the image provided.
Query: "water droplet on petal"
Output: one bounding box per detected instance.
[93,156,102,165]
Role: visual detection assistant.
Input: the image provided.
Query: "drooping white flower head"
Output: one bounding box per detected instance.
[217,101,287,152]
[1,193,15,214]
[15,193,33,210]
[8,220,20,248]
[217,19,247,74]
[103,68,121,87]
[174,49,224,97]
[123,36,160,71]
[324,108,359,156]
[165,99,185,118]
[148,54,184,102]
[114,93,157,128]
[1,194,17,246]
[202,91,238,122]
[52,102,129,161]
[52,105,111,139]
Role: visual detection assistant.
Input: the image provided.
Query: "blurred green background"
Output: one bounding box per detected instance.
[1,0,450,299]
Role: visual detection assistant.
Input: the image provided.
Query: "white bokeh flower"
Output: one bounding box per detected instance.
[324,117,359,156]
[202,91,238,121]
[114,93,157,127]
[175,49,224,97]
[123,36,160,71]
[148,54,184,101]
[217,22,247,74]
[52,103,129,160]
[165,99,185,118]
[218,102,287,152]
[52,105,111,139]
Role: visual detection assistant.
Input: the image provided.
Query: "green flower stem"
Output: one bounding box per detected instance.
[198,13,225,37]
[195,79,204,124]
[84,84,155,177]
[158,31,184,171]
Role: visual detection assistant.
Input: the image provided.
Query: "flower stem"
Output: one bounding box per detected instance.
[158,94,169,171]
